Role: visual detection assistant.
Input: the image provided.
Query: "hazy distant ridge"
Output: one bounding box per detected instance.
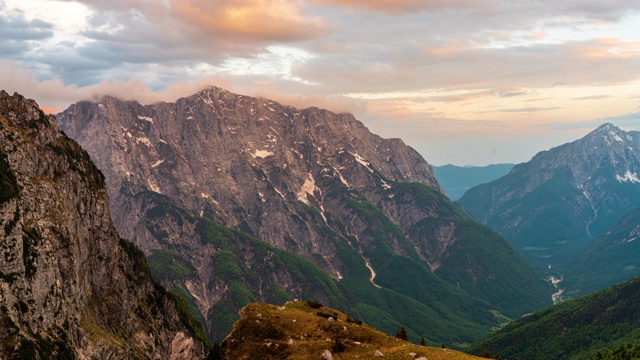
[432,164,514,200]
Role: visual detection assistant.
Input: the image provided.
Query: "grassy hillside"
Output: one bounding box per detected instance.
[220,301,483,359]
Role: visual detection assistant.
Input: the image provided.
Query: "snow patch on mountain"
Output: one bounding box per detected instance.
[135,136,153,147]
[331,165,351,188]
[610,131,623,142]
[254,150,275,158]
[138,115,153,123]
[616,170,640,184]
[298,174,320,205]
[297,173,327,221]
[151,159,164,168]
[350,152,374,173]
[147,177,161,193]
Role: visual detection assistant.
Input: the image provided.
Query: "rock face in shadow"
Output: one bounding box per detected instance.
[0,91,206,359]
[58,86,551,343]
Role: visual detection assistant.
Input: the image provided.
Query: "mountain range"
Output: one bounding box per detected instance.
[459,123,640,296]
[432,164,514,200]
[57,86,551,345]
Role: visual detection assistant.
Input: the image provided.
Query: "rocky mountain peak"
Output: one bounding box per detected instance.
[0,91,206,358]
[585,122,632,145]
[593,122,618,132]
[511,123,640,186]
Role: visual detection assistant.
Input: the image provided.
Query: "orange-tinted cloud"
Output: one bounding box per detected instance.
[499,107,562,113]
[573,95,611,100]
[170,0,326,41]
[313,0,489,13]
[429,90,493,103]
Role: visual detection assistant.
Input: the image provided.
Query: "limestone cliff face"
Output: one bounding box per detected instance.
[0,91,206,359]
[58,87,550,342]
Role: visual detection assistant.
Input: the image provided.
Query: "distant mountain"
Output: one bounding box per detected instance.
[467,275,640,360]
[58,86,551,344]
[0,91,206,358]
[432,164,514,200]
[221,300,483,359]
[561,205,640,297]
[459,123,640,273]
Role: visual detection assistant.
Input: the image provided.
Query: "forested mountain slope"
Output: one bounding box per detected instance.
[467,275,640,360]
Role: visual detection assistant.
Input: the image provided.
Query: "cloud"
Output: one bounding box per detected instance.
[543,112,640,131]
[496,89,528,98]
[0,60,231,113]
[499,107,562,113]
[292,37,640,98]
[170,0,326,42]
[429,90,494,103]
[4,0,640,166]
[0,7,53,57]
[16,0,331,88]
[0,14,52,41]
[572,95,611,100]
[312,0,490,13]
[561,0,640,22]
[0,60,367,118]
[252,90,367,115]
[525,97,554,102]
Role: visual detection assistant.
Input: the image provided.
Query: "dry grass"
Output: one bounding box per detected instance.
[223,301,482,360]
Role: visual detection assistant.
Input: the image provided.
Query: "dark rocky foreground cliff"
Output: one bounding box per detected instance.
[0,91,207,359]
[58,86,551,344]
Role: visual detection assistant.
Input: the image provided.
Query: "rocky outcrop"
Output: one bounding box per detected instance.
[0,91,206,359]
[58,86,550,343]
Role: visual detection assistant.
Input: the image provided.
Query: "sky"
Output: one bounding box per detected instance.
[1,0,640,165]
